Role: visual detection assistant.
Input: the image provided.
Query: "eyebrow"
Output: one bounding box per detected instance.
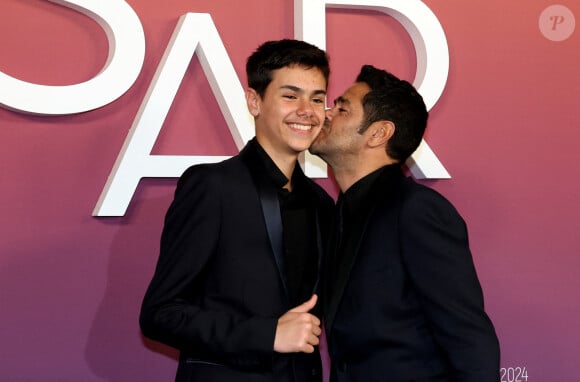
[334,96,350,106]
[280,85,327,96]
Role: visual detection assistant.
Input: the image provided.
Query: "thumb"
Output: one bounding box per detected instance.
[289,294,318,313]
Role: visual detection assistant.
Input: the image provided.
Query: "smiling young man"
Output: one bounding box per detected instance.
[140,40,334,382]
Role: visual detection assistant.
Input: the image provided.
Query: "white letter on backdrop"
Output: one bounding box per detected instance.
[0,0,145,115]
[93,13,254,216]
[295,0,451,179]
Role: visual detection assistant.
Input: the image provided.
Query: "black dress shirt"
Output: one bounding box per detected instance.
[331,167,385,289]
[254,143,318,306]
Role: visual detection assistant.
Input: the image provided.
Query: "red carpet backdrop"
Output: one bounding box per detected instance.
[1,0,578,381]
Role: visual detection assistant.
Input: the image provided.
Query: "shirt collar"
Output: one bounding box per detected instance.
[338,165,398,214]
[252,139,291,190]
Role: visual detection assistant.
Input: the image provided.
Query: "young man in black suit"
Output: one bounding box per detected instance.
[310,65,500,382]
[140,39,334,382]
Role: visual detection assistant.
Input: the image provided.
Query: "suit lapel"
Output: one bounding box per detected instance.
[311,207,323,295]
[257,178,289,300]
[240,142,290,301]
[325,165,405,332]
[325,197,374,332]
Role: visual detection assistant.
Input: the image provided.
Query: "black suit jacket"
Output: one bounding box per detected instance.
[324,165,500,382]
[140,139,333,382]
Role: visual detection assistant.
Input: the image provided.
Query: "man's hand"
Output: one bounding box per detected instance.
[274,294,321,353]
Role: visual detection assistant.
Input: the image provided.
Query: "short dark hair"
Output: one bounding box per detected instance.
[356,65,428,162]
[246,39,330,97]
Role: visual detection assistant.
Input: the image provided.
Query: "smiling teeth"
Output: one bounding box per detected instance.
[290,123,312,131]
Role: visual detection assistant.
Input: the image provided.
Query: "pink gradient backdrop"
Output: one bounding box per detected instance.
[1,0,578,380]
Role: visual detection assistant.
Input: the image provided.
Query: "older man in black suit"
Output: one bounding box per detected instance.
[310,65,500,382]
[140,39,333,382]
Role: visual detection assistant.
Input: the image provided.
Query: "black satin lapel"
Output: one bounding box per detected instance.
[257,178,289,300]
[239,141,290,300]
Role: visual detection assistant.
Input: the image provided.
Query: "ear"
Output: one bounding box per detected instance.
[246,88,261,117]
[368,121,395,148]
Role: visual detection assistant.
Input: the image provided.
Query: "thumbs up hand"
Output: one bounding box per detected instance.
[274,295,321,353]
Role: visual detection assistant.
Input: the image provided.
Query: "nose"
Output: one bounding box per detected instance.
[296,98,315,117]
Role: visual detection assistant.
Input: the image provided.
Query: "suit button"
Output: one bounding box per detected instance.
[337,361,347,372]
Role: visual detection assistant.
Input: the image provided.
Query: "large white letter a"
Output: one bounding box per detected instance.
[93,13,254,216]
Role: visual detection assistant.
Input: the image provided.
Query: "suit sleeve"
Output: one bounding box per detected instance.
[399,188,500,382]
[139,165,277,371]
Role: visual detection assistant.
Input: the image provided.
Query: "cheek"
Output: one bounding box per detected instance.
[314,108,326,123]
[261,104,283,122]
